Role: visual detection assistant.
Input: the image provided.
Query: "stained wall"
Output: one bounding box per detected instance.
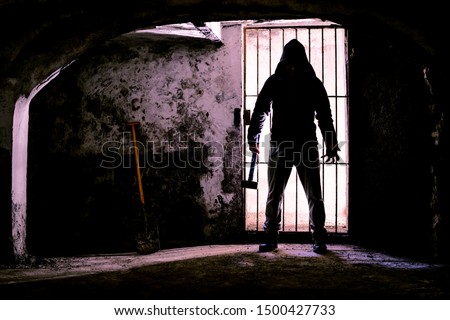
[27,25,244,255]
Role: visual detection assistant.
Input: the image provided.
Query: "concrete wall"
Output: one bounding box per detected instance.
[25,24,244,255]
[348,32,435,257]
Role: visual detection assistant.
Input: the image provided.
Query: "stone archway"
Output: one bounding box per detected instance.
[1,1,448,262]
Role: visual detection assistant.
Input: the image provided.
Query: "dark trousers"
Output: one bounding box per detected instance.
[264,141,327,239]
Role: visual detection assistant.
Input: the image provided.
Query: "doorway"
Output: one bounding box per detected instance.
[242,19,349,234]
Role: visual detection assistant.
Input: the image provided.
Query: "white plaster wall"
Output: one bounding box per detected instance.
[76,23,243,218]
[199,23,243,211]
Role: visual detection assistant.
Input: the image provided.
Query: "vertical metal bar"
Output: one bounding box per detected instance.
[295,175,298,232]
[307,27,312,233]
[294,28,299,232]
[256,29,260,231]
[269,29,272,81]
[320,28,326,228]
[308,28,311,60]
[334,27,339,233]
[345,28,350,234]
[243,27,248,230]
[280,28,284,231]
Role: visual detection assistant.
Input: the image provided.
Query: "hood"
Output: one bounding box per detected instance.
[279,39,308,65]
[275,39,316,78]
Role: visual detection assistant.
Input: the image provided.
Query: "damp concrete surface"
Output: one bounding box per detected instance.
[0,244,449,299]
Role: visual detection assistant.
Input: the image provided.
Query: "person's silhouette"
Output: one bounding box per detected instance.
[247,39,340,254]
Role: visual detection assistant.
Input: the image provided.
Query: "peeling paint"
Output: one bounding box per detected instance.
[25,27,244,253]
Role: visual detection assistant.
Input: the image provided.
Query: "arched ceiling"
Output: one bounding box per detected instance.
[0,0,446,94]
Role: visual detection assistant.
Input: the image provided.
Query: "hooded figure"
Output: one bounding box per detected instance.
[248,39,337,151]
[247,39,340,253]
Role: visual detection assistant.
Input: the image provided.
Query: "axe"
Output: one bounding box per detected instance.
[241,135,260,189]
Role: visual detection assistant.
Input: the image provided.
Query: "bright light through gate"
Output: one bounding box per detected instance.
[243,19,349,234]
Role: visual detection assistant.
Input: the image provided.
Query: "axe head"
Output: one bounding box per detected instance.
[241,180,258,189]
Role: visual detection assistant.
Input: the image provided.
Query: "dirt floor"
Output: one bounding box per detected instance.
[0,243,449,300]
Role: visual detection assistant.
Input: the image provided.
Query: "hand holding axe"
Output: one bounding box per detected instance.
[241,135,259,189]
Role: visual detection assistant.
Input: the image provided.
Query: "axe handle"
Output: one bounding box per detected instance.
[248,152,257,181]
[128,122,145,205]
[247,134,260,181]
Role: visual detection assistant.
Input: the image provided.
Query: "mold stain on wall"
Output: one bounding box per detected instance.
[26,28,244,254]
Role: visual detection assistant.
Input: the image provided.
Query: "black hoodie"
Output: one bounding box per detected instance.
[247,39,338,153]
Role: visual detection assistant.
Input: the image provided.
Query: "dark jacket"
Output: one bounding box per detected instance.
[247,39,338,153]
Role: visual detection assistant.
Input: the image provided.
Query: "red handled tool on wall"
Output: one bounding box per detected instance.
[128,122,145,205]
[127,121,160,254]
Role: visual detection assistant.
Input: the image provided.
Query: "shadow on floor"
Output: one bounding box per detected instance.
[0,244,449,299]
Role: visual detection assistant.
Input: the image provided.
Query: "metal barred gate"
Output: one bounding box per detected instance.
[243,19,349,234]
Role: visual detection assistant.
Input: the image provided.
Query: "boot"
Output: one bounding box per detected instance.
[312,229,327,254]
[259,230,279,252]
